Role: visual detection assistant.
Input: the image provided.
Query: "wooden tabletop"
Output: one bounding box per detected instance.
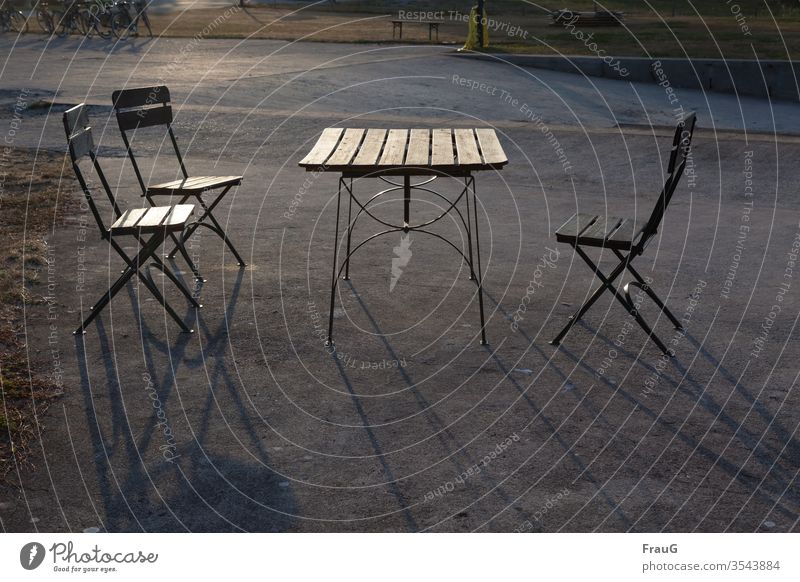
[299,128,508,176]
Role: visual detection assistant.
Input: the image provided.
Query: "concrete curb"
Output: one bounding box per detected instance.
[450,52,800,102]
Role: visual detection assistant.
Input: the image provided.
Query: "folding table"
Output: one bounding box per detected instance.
[299,128,507,346]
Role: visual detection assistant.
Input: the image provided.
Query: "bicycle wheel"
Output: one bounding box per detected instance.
[36,9,54,35]
[53,11,69,37]
[91,11,112,38]
[11,11,29,34]
[76,10,91,36]
[111,10,133,39]
[96,17,112,38]
[140,10,151,37]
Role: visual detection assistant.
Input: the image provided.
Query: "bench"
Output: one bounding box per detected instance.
[391,20,443,42]
[552,9,624,27]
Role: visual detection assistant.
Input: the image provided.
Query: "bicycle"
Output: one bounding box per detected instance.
[55,1,90,37]
[35,1,56,34]
[111,0,151,39]
[0,4,29,34]
[82,0,113,38]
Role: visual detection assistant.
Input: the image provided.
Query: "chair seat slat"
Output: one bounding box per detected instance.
[148,175,242,195]
[110,204,193,235]
[555,213,597,241]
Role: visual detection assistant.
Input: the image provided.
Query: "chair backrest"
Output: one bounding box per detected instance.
[637,112,696,251]
[111,85,188,195]
[63,104,122,238]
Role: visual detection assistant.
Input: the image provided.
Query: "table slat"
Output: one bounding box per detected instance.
[298,127,344,166]
[475,128,508,166]
[431,129,454,166]
[454,129,482,166]
[325,128,365,166]
[300,127,507,174]
[378,129,409,166]
[351,129,387,167]
[404,129,430,167]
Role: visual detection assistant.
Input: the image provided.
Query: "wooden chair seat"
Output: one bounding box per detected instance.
[110,204,194,236]
[147,175,242,196]
[555,213,645,251]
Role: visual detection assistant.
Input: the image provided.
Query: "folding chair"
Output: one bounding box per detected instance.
[550,113,697,354]
[64,104,201,335]
[111,85,245,276]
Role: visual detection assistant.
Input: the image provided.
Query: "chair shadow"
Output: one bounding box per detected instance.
[552,326,800,520]
[241,6,269,26]
[335,281,539,530]
[74,270,295,531]
[481,290,634,529]
[562,314,800,493]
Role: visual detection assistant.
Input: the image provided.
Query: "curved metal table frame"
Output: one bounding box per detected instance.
[326,170,487,346]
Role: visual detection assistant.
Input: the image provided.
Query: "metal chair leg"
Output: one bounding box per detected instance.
[551,244,673,354]
[624,282,672,354]
[148,258,202,309]
[74,234,162,334]
[615,250,683,330]
[551,246,630,346]
[139,268,194,333]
